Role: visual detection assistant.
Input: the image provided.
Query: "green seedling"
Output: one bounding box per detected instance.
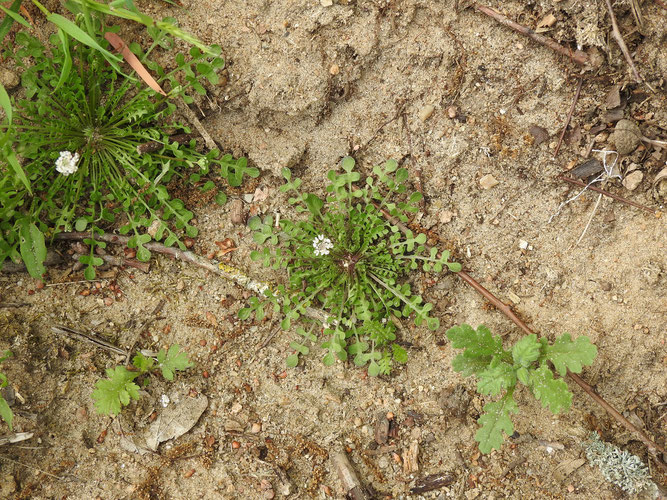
[92,344,192,416]
[447,324,597,453]
[241,157,460,375]
[0,350,13,429]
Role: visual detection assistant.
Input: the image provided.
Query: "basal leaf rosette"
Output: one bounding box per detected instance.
[242,157,460,375]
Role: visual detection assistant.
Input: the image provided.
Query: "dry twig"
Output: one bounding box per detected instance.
[472,3,589,66]
[557,175,661,216]
[603,0,643,84]
[554,78,583,158]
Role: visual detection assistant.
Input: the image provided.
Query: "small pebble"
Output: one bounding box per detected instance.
[518,240,529,250]
[232,441,241,449]
[184,468,195,478]
[104,297,113,306]
[479,174,499,189]
[439,210,454,224]
[418,104,435,122]
[320,0,333,5]
[622,170,643,191]
[329,64,340,75]
[447,106,458,119]
[610,119,641,155]
[251,422,262,433]
[0,68,19,89]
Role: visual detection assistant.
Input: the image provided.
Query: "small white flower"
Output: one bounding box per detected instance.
[312,234,333,256]
[55,151,80,176]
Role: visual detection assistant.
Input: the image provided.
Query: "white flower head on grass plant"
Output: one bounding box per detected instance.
[54,151,80,176]
[241,157,461,376]
[312,235,334,256]
[0,29,258,280]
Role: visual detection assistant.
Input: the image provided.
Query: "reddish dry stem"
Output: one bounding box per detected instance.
[554,78,583,158]
[473,3,589,66]
[557,175,661,216]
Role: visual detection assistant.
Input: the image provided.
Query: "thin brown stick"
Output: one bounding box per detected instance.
[603,0,643,84]
[176,98,217,150]
[473,3,589,66]
[554,78,583,158]
[124,299,167,365]
[557,175,661,216]
[378,208,667,473]
[0,302,31,308]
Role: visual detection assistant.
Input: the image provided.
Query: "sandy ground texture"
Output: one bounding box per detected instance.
[1,0,666,499]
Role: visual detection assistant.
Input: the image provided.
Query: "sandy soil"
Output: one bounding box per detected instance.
[1,0,666,499]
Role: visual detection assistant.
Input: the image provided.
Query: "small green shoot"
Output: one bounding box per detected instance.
[447,324,597,453]
[0,350,13,429]
[92,345,193,416]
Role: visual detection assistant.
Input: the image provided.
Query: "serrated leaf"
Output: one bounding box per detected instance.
[512,334,540,368]
[392,344,407,363]
[157,345,193,381]
[477,359,516,396]
[545,334,597,377]
[91,366,140,416]
[132,352,155,373]
[529,365,572,414]
[446,324,504,357]
[475,394,518,453]
[451,352,492,377]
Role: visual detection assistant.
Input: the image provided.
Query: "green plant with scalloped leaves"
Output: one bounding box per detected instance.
[240,157,461,376]
[0,24,257,279]
[447,324,597,453]
[92,344,192,416]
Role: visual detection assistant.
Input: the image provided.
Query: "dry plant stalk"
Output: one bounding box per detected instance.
[472,3,589,66]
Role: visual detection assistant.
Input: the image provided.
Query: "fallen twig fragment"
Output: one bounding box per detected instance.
[176,98,217,151]
[557,175,661,216]
[554,78,583,158]
[332,450,371,500]
[472,3,589,66]
[603,0,643,85]
[410,472,456,494]
[0,432,34,446]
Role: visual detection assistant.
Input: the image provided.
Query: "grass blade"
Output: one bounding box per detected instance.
[0,0,22,44]
[0,4,31,29]
[46,14,121,72]
[0,82,11,126]
[52,28,72,93]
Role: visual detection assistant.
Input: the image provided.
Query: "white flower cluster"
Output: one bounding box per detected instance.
[55,151,80,176]
[312,235,333,256]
